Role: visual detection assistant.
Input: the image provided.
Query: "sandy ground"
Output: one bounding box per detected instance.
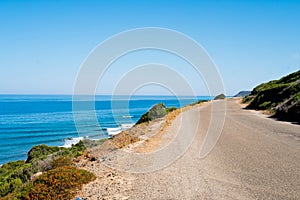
[76,99,300,200]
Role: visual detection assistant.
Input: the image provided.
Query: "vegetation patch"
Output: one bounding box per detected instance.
[21,166,95,200]
[243,69,300,122]
[165,106,177,113]
[189,100,208,106]
[0,161,32,197]
[0,139,106,199]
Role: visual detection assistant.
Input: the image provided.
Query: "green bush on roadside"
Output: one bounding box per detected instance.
[21,166,96,200]
[0,139,105,199]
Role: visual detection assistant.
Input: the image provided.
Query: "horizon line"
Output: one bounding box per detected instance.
[0,93,217,97]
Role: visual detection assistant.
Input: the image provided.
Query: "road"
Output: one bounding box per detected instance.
[127,99,300,199]
[78,99,300,199]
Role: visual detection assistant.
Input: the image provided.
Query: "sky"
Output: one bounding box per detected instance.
[0,0,300,96]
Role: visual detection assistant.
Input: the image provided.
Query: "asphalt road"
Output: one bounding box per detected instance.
[129,99,300,199]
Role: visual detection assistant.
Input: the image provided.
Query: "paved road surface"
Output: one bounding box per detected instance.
[128,99,300,199]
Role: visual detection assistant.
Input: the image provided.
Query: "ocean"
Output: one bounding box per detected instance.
[0,95,211,164]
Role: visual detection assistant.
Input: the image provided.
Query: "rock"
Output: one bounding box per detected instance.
[136,103,167,124]
[214,93,226,100]
[30,172,43,181]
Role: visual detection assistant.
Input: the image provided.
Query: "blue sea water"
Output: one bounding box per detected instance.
[0,95,211,164]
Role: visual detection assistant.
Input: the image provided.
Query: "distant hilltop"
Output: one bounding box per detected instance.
[234,91,251,97]
[243,70,300,123]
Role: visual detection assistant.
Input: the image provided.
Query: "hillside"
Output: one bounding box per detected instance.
[243,70,300,122]
[234,91,251,97]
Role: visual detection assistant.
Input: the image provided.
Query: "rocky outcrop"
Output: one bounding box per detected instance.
[136,103,167,125]
[214,94,226,100]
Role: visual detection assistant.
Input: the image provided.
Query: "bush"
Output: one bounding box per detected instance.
[22,166,96,200]
[189,100,208,106]
[165,107,177,113]
[0,161,32,197]
[26,145,60,163]
[0,140,95,198]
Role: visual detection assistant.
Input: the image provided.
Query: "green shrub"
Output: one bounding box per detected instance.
[0,140,94,198]
[165,107,177,113]
[26,145,60,163]
[189,100,208,106]
[0,161,32,197]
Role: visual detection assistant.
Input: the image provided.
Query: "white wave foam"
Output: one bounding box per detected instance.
[106,127,121,132]
[60,136,85,148]
[106,127,121,136]
[122,115,133,118]
[107,130,122,136]
[106,123,134,136]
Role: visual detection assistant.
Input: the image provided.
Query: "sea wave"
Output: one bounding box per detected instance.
[60,137,86,148]
[106,123,134,136]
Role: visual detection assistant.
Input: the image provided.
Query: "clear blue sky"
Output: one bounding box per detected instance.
[0,0,299,95]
